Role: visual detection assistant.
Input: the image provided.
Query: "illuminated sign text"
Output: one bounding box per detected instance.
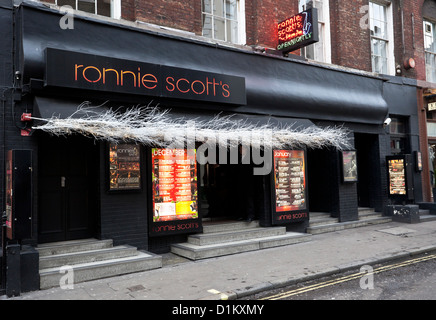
[277,8,319,53]
[45,48,246,105]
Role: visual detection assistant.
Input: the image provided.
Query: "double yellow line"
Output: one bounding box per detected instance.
[261,254,436,300]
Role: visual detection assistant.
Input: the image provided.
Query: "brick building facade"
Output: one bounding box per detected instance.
[1,0,436,296]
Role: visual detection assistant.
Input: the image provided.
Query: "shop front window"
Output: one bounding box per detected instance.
[54,0,121,19]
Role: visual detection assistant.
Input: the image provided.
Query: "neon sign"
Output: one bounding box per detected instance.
[277,8,319,53]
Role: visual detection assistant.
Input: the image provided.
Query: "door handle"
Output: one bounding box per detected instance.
[61,176,66,188]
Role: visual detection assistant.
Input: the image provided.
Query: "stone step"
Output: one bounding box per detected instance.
[171,232,312,260]
[358,211,383,220]
[309,215,338,227]
[39,245,138,269]
[202,220,259,234]
[37,238,113,257]
[306,216,392,235]
[39,251,162,290]
[37,238,162,290]
[188,226,286,246]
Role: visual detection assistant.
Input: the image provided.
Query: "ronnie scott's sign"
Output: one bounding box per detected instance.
[45,48,246,105]
[277,8,319,53]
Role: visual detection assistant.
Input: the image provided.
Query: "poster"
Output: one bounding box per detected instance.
[109,143,141,190]
[152,148,198,222]
[388,159,406,195]
[342,151,358,182]
[273,150,306,212]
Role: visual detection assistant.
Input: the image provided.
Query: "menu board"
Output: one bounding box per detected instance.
[109,143,141,190]
[152,148,198,222]
[388,159,406,195]
[273,150,306,212]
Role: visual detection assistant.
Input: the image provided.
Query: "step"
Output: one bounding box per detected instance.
[358,212,383,220]
[171,232,312,260]
[37,239,113,257]
[202,220,259,234]
[39,251,162,290]
[188,226,286,246]
[309,216,338,227]
[306,216,392,235]
[39,245,138,269]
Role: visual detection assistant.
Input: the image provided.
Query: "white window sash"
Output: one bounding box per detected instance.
[202,0,245,45]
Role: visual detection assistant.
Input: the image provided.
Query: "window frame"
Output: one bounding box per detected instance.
[54,0,121,19]
[369,1,395,75]
[299,0,331,64]
[424,19,436,83]
[201,0,246,45]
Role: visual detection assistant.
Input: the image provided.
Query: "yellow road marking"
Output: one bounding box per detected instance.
[261,254,436,300]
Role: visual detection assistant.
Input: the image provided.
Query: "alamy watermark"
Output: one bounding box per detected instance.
[59,265,74,290]
[359,265,374,290]
[59,5,74,30]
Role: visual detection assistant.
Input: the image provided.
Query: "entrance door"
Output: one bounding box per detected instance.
[38,135,98,243]
[307,148,334,213]
[354,133,379,208]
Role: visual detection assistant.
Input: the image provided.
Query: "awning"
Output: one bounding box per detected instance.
[32,96,351,150]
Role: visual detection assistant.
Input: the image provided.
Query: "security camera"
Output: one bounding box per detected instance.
[383,117,392,127]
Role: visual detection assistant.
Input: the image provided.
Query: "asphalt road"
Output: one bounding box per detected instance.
[242,253,436,300]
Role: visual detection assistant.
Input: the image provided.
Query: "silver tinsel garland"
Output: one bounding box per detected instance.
[31,102,351,150]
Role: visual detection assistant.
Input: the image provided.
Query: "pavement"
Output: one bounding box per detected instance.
[3,219,436,300]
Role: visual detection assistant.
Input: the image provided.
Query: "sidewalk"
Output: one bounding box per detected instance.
[3,220,436,300]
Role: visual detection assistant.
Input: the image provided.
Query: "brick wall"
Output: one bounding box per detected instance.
[329,0,372,72]
[125,0,202,34]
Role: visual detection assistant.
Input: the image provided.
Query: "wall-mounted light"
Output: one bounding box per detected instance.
[404,58,416,70]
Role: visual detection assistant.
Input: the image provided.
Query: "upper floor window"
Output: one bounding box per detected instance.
[299,0,331,63]
[424,20,436,83]
[369,2,395,75]
[54,0,121,19]
[201,0,246,44]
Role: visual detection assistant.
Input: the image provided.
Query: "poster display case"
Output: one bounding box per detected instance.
[271,149,309,225]
[109,143,141,191]
[341,150,358,182]
[150,148,201,236]
[386,154,414,201]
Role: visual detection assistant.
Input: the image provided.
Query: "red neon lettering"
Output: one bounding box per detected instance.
[141,73,158,90]
[191,80,206,95]
[121,70,136,87]
[222,83,230,97]
[166,76,175,91]
[83,66,102,83]
[176,78,190,93]
[103,68,119,85]
[75,64,83,81]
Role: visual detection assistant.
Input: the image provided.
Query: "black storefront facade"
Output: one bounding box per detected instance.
[0,1,424,295]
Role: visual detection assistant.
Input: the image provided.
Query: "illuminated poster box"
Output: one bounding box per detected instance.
[277,8,319,53]
[109,143,141,190]
[150,148,201,236]
[386,154,414,201]
[271,150,309,225]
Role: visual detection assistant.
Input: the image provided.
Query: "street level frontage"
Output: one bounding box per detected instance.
[3,220,436,300]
